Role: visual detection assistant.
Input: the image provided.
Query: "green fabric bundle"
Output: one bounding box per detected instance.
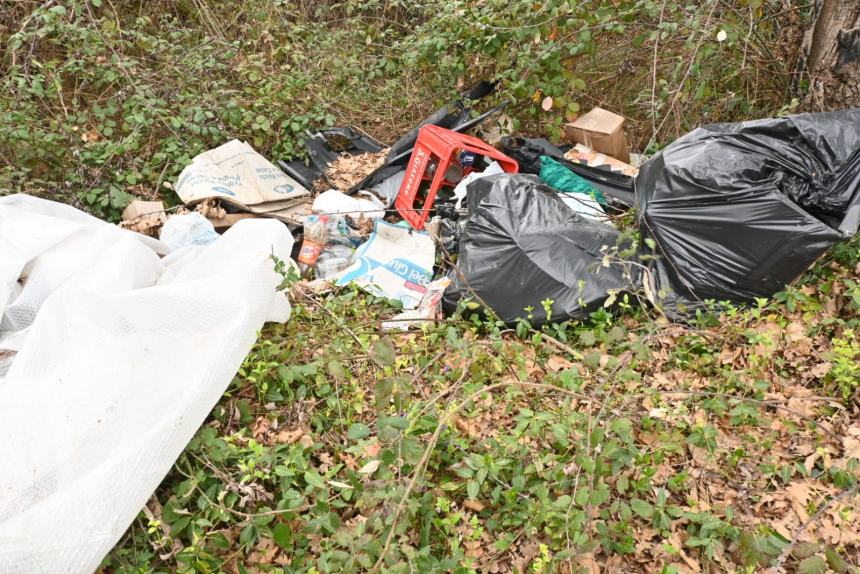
[539,156,607,205]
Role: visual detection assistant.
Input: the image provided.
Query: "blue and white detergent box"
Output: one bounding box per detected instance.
[337,220,435,309]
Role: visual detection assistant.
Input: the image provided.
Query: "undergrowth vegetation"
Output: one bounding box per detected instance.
[104,234,860,573]
[2,0,797,219]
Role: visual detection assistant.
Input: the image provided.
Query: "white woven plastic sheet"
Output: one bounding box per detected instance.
[0,194,294,573]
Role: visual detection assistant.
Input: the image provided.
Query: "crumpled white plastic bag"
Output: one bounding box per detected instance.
[312,188,386,219]
[0,194,293,573]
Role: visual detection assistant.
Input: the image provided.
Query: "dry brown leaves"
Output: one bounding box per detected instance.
[545,354,575,372]
[194,198,227,220]
[119,208,166,236]
[224,537,292,573]
[250,415,313,448]
[320,150,388,192]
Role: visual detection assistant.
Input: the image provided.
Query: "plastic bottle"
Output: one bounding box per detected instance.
[297,215,329,276]
[314,244,354,280]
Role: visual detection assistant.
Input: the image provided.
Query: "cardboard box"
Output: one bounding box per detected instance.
[564,107,630,163]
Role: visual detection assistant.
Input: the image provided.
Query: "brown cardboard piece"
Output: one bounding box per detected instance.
[564,107,630,163]
[564,143,638,177]
[174,139,312,229]
[120,200,167,236]
[122,200,166,223]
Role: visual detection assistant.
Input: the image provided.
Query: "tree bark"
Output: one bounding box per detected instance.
[797,0,860,111]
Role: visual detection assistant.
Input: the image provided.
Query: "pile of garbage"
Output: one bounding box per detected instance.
[4,79,860,571]
[119,98,860,328]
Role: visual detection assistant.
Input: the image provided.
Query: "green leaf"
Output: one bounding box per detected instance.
[825,546,849,573]
[370,337,396,367]
[239,523,258,548]
[272,522,292,548]
[373,377,394,409]
[169,516,190,537]
[347,423,371,440]
[630,498,653,518]
[327,359,347,381]
[467,479,480,499]
[303,470,326,490]
[792,542,820,559]
[797,555,827,574]
[91,0,103,6]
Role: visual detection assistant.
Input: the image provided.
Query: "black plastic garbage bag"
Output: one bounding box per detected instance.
[637,108,860,316]
[443,174,634,325]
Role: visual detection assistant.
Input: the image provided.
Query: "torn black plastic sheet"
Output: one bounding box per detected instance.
[443,174,636,326]
[277,126,384,190]
[384,81,495,160]
[637,107,860,318]
[499,136,636,207]
[351,100,511,194]
[276,82,500,194]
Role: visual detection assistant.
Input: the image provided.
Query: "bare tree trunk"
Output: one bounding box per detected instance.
[797,0,860,111]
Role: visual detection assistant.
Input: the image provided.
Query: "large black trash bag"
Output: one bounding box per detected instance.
[443,174,634,325]
[637,108,860,316]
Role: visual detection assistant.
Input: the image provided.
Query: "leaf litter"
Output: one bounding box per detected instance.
[106,237,860,573]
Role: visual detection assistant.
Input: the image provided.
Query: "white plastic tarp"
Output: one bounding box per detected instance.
[0,194,294,573]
